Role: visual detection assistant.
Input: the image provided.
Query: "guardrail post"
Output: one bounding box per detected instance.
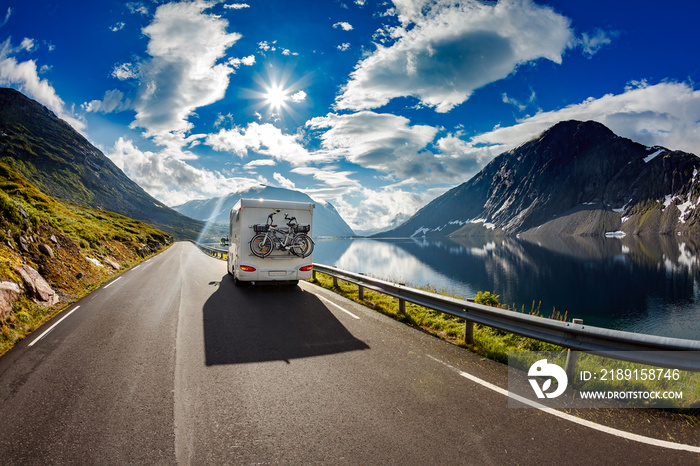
[312,269,316,280]
[464,319,474,345]
[333,276,338,287]
[565,318,584,381]
[398,298,405,316]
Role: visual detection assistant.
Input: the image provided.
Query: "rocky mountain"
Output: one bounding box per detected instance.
[173,186,356,237]
[0,88,204,239]
[376,120,700,238]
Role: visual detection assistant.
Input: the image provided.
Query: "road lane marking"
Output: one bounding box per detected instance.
[103,276,122,288]
[28,306,81,347]
[131,264,141,272]
[318,295,360,320]
[427,355,700,453]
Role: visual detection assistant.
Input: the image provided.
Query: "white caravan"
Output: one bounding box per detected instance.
[227,198,314,285]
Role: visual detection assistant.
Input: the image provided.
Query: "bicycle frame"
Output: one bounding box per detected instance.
[260,226,296,251]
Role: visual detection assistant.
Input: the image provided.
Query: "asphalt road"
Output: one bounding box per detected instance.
[0,242,697,464]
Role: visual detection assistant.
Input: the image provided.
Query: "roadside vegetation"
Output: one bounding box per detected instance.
[309,271,700,411]
[309,271,562,361]
[0,161,172,356]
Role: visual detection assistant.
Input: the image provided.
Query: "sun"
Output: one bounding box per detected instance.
[264,84,289,110]
[248,66,311,121]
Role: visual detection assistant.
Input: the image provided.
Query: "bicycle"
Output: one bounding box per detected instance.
[249,210,314,258]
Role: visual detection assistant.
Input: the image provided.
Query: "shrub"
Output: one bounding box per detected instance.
[475,291,500,307]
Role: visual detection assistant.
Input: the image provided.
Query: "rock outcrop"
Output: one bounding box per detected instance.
[0,281,21,321]
[15,265,59,307]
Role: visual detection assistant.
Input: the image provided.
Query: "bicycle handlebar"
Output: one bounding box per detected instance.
[267,209,281,224]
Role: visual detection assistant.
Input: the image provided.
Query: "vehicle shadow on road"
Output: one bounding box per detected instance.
[202,275,370,365]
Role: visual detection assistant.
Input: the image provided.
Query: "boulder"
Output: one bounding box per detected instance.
[17,206,29,226]
[15,265,59,307]
[101,257,120,270]
[0,281,21,321]
[18,236,29,253]
[38,244,54,258]
[85,257,103,267]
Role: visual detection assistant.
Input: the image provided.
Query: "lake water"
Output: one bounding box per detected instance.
[313,236,700,341]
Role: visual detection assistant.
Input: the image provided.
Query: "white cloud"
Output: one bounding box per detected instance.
[19,38,36,52]
[229,54,256,68]
[335,0,573,113]
[107,137,263,205]
[333,22,353,31]
[126,2,149,15]
[335,186,434,234]
[0,38,85,131]
[307,111,462,182]
[224,3,250,9]
[291,166,358,187]
[578,28,618,58]
[82,89,130,113]
[1,7,11,28]
[130,1,242,138]
[112,62,138,80]
[273,172,296,190]
[337,43,351,51]
[110,22,126,32]
[291,90,306,102]
[258,41,274,52]
[501,89,536,112]
[243,159,276,169]
[206,122,324,165]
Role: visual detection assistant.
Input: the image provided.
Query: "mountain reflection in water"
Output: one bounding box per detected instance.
[313,236,700,340]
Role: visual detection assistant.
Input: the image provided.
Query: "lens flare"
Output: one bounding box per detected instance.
[264,84,289,110]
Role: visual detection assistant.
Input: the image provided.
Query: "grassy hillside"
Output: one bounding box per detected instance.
[0,161,172,356]
[0,87,205,240]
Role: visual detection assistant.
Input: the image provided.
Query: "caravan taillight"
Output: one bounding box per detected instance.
[240,265,256,272]
[299,265,313,272]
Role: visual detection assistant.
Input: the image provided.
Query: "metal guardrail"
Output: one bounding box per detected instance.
[191,242,700,371]
[192,241,227,260]
[311,264,700,372]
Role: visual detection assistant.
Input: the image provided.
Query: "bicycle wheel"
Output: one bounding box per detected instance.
[250,233,273,257]
[290,234,314,258]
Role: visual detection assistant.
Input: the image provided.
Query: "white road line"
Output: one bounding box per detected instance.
[103,276,122,288]
[131,264,141,272]
[427,355,700,453]
[318,295,360,320]
[28,306,81,347]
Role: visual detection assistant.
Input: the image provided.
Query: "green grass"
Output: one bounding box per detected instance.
[0,161,172,356]
[309,271,562,363]
[309,271,700,411]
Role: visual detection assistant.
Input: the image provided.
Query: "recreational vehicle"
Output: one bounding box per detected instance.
[228,199,314,285]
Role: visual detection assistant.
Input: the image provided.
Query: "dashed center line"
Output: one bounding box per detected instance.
[103,276,122,288]
[28,306,81,347]
[318,295,360,320]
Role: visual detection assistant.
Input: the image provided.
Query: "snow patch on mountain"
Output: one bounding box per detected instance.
[471,219,496,230]
[643,148,665,163]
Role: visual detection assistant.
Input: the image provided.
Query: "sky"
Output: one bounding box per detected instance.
[1,0,700,235]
